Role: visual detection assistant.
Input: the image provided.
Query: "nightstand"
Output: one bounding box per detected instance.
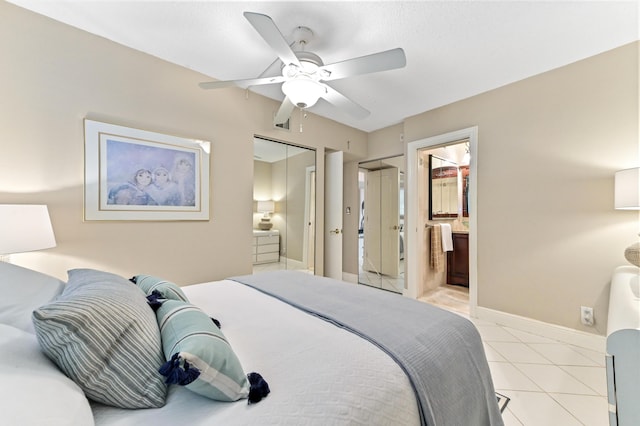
[252,229,280,264]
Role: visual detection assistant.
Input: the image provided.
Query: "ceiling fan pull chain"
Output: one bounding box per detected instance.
[298,108,306,133]
[299,108,308,133]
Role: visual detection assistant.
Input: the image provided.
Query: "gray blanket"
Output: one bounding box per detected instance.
[230,271,504,426]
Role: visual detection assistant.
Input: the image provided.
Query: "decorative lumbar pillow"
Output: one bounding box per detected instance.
[155,299,269,403]
[624,242,640,267]
[0,261,65,333]
[132,274,189,302]
[32,268,167,408]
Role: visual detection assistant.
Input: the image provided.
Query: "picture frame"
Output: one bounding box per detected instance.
[84,119,210,221]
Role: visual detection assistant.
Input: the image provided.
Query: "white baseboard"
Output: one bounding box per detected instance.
[475,307,606,353]
[342,272,358,284]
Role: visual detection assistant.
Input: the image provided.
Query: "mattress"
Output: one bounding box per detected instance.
[91,278,420,425]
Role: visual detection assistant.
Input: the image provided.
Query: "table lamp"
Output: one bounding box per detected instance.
[0,204,57,260]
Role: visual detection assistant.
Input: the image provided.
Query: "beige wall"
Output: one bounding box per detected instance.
[403,42,639,334]
[1,2,367,284]
[367,123,405,160]
[342,160,361,276]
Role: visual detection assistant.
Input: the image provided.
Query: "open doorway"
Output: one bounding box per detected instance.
[416,144,470,315]
[405,127,478,317]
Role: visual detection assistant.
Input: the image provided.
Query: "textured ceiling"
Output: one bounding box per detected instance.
[8,1,639,133]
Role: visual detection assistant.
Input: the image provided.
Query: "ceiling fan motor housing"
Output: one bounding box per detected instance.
[281,51,327,108]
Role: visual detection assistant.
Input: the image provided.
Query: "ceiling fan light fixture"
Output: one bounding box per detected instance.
[282,77,325,108]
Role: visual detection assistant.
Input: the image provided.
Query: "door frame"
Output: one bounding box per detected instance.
[406,126,478,317]
[302,165,316,270]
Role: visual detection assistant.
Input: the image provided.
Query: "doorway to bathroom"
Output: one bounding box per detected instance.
[417,143,470,314]
[406,127,478,316]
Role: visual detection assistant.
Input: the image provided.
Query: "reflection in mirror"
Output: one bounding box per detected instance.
[461,165,469,218]
[429,155,459,220]
[253,137,316,275]
[358,156,404,293]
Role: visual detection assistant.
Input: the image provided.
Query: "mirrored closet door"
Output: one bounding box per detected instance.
[253,137,316,274]
[358,156,404,293]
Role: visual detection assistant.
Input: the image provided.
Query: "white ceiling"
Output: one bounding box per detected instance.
[8,1,639,133]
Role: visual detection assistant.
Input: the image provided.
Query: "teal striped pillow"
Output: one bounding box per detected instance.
[156,299,250,401]
[32,269,167,408]
[133,274,189,302]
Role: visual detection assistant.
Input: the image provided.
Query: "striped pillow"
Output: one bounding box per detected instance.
[156,299,250,401]
[132,274,189,302]
[32,269,167,408]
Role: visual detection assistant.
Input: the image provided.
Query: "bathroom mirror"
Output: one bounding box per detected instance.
[358,156,404,293]
[429,155,459,219]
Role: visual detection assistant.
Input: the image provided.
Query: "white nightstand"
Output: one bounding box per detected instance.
[252,230,280,264]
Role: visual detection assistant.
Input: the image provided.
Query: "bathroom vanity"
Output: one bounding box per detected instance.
[447,231,469,287]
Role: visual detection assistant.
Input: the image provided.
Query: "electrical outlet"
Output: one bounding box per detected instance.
[580,306,594,326]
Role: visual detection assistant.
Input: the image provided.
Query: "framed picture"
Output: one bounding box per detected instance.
[84,119,210,221]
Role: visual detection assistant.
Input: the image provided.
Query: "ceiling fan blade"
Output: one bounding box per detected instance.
[244,12,301,68]
[321,85,370,119]
[198,75,285,90]
[320,48,406,81]
[274,97,295,125]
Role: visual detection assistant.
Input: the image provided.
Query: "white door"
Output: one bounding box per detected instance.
[303,168,316,272]
[325,151,343,279]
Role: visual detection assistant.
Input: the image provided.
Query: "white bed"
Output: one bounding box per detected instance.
[1,262,503,426]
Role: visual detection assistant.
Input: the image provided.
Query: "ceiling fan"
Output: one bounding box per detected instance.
[199,12,406,125]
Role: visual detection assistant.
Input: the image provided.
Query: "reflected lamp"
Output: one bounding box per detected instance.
[257,200,275,230]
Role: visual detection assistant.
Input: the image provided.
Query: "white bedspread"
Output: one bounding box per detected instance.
[92,279,420,425]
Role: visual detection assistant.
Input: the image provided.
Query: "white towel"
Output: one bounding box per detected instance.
[441,223,453,252]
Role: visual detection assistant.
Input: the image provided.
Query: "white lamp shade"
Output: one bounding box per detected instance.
[257,200,275,213]
[0,205,57,255]
[282,78,325,108]
[615,168,640,210]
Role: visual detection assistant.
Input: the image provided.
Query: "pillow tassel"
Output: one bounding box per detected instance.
[180,359,200,385]
[158,353,181,383]
[211,317,221,329]
[247,372,270,404]
[146,290,165,312]
[159,353,201,386]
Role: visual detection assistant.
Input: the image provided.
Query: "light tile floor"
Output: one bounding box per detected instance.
[425,287,609,426]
